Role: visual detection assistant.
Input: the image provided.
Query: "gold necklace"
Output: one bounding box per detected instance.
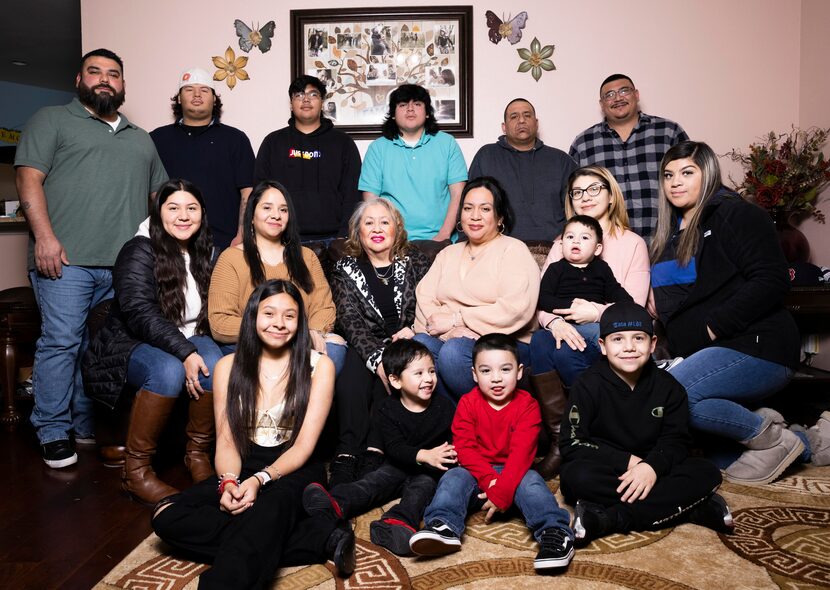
[371,263,394,285]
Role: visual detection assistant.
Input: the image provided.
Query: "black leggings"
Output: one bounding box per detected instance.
[152,444,336,590]
[560,456,722,531]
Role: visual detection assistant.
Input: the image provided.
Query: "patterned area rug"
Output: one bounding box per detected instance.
[94,464,830,590]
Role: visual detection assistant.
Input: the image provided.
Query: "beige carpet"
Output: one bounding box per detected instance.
[94,464,830,589]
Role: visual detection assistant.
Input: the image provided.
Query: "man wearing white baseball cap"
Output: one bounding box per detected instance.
[150,67,255,250]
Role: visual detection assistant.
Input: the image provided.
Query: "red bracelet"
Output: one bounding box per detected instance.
[217,477,239,495]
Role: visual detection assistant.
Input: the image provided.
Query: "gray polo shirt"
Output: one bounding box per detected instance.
[15,98,168,268]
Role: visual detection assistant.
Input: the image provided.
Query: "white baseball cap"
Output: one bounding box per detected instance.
[178,68,215,90]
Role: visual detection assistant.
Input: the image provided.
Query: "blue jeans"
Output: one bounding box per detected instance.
[668,347,793,442]
[529,322,601,387]
[29,266,114,444]
[423,466,572,542]
[218,342,346,375]
[126,335,225,397]
[413,334,531,402]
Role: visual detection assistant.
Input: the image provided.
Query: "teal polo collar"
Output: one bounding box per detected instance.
[391,130,434,148]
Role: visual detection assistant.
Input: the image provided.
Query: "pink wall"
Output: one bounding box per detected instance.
[80,0,802,169]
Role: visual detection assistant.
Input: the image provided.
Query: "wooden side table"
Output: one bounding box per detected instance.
[0,287,40,426]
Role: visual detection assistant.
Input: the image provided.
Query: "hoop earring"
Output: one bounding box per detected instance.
[498,222,505,234]
[456,221,463,232]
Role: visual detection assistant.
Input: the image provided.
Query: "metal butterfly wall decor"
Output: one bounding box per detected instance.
[485,11,529,45]
[234,19,276,53]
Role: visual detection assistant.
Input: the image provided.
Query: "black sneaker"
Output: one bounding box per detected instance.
[42,440,78,469]
[303,482,343,519]
[357,449,385,478]
[325,523,356,578]
[534,527,575,570]
[573,500,613,546]
[328,454,358,488]
[687,493,734,534]
[370,518,416,556]
[409,521,462,556]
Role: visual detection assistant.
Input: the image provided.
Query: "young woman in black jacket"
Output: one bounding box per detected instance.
[84,179,223,503]
[649,141,827,485]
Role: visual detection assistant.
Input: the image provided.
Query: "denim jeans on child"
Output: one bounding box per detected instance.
[413,335,531,401]
[126,335,225,396]
[29,266,114,444]
[331,463,437,528]
[529,322,601,387]
[668,346,793,442]
[423,465,572,542]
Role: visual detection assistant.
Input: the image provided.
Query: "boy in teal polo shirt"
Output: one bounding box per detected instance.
[359,84,467,241]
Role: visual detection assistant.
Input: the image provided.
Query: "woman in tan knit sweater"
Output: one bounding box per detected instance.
[414,177,540,400]
[208,180,347,372]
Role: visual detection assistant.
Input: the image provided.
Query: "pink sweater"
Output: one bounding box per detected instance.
[415,235,541,342]
[537,228,650,328]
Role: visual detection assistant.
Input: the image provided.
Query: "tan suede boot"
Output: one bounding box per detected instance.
[184,391,216,482]
[723,416,804,486]
[122,389,180,504]
[530,371,567,479]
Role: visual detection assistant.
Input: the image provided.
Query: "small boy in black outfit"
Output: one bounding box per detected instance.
[559,301,733,544]
[303,339,456,555]
[538,215,632,316]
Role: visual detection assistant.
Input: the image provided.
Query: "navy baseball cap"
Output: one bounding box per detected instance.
[600,301,654,338]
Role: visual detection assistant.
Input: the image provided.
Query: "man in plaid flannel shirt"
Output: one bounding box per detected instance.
[569,74,688,239]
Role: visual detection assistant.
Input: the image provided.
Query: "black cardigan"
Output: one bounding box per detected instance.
[657,190,800,369]
[82,237,199,408]
[329,249,431,372]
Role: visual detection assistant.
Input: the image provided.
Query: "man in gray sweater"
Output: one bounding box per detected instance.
[469,98,577,241]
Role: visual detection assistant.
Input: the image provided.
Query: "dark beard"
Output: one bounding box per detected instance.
[77,81,125,118]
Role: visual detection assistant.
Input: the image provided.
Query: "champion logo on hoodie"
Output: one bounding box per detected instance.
[289,148,322,159]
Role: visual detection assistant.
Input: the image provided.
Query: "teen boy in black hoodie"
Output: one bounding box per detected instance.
[255,75,361,242]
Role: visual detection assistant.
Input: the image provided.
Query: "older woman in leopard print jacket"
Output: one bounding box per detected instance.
[328,198,431,486]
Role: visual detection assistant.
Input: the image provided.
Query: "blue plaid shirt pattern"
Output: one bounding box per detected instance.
[569,113,688,239]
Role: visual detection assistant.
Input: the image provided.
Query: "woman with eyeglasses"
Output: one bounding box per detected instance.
[529,166,650,477]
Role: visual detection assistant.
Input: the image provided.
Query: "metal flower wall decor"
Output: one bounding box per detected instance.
[212,46,250,90]
[517,37,555,82]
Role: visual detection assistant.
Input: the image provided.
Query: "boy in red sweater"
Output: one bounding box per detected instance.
[409,334,574,571]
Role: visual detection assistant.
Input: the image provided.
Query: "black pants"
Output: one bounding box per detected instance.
[151,444,336,590]
[560,456,722,531]
[331,463,437,529]
[334,346,387,455]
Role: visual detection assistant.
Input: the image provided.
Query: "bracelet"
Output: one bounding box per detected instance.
[217,477,240,495]
[254,470,272,487]
[546,316,564,329]
[263,464,283,481]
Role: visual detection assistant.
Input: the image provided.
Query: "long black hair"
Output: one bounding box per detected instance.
[381,84,439,140]
[242,180,313,293]
[148,179,214,334]
[226,279,312,456]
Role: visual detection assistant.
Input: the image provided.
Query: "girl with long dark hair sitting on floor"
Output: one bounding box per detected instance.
[152,279,354,590]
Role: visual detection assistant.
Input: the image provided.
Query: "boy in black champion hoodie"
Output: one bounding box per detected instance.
[254,74,361,241]
[559,301,734,545]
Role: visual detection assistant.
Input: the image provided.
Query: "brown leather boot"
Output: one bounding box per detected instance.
[122,389,179,504]
[530,371,567,479]
[184,391,216,482]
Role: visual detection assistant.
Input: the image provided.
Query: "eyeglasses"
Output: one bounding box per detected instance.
[601,86,634,102]
[569,183,608,201]
[291,91,321,101]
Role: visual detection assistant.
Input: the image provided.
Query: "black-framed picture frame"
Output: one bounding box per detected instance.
[290,6,473,140]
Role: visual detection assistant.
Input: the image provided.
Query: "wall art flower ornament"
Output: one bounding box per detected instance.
[212,47,249,90]
[485,11,528,45]
[517,38,555,81]
[234,20,276,53]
